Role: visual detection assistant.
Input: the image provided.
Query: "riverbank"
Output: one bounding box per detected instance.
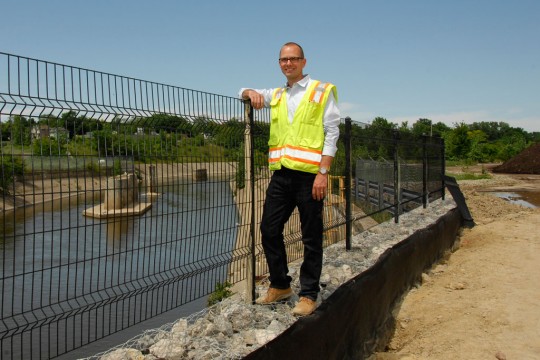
[0,162,237,212]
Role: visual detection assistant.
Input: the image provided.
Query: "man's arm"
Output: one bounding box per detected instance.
[240,89,267,110]
[313,88,341,201]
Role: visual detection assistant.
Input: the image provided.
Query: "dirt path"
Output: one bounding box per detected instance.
[372,172,540,360]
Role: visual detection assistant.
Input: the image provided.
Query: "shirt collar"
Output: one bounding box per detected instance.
[286,74,310,89]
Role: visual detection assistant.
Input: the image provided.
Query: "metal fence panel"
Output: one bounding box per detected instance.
[0,53,445,359]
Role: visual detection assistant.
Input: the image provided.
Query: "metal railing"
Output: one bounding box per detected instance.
[0,52,445,359]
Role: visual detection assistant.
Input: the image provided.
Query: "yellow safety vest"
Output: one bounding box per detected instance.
[268,80,337,174]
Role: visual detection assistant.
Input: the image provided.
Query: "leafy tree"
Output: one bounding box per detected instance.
[411,118,433,137]
[0,120,11,141]
[368,117,397,139]
[444,122,471,160]
[11,115,32,146]
[38,113,61,128]
[432,122,451,136]
[33,137,67,156]
[192,116,218,138]
[61,110,79,138]
[496,130,528,161]
[0,155,25,193]
[253,121,270,154]
[467,129,491,162]
[92,128,115,157]
[213,118,244,149]
[410,119,449,138]
[147,114,192,135]
[469,121,507,142]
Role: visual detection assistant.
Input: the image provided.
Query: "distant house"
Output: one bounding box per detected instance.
[31,124,50,140]
[31,125,69,141]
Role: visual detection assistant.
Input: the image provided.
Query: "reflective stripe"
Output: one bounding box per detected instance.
[268,145,322,166]
[308,81,321,102]
[309,82,331,104]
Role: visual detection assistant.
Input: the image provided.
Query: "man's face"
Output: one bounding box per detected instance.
[279,45,306,84]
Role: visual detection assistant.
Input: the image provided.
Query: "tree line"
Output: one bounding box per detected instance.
[1,111,538,186]
[345,117,539,163]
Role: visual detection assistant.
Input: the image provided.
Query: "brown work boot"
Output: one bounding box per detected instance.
[255,287,293,304]
[292,297,317,316]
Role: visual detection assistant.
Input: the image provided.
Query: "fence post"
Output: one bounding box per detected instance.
[344,117,352,251]
[441,137,446,200]
[243,100,256,303]
[422,135,428,208]
[393,130,400,223]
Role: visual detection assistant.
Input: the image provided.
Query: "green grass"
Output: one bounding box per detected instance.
[1,143,33,155]
[446,172,492,181]
[66,141,97,156]
[445,159,477,167]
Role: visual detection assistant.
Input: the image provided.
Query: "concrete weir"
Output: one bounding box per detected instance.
[83,172,152,219]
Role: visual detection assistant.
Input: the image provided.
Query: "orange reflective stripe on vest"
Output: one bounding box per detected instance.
[309,82,331,104]
[268,145,323,166]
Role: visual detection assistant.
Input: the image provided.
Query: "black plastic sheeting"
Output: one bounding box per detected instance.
[444,175,475,228]
[244,207,463,360]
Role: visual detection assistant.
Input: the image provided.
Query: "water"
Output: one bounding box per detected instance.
[491,191,540,208]
[0,180,239,359]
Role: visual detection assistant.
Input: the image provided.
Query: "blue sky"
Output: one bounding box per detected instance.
[2,0,539,132]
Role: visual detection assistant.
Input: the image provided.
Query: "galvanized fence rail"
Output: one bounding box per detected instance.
[0,52,445,359]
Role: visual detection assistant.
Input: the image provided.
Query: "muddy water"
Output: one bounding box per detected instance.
[0,181,239,359]
[491,191,540,208]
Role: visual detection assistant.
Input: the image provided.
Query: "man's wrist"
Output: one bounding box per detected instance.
[318,166,329,175]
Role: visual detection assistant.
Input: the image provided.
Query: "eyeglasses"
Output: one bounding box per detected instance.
[278,57,304,64]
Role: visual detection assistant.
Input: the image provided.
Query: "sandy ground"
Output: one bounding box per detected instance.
[372,168,540,360]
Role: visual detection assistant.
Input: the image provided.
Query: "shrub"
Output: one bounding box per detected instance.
[207,281,234,306]
[0,156,25,193]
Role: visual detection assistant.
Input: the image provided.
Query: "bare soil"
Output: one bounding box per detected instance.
[371,167,540,360]
[493,143,540,174]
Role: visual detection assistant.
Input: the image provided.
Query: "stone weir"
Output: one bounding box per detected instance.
[83,172,152,219]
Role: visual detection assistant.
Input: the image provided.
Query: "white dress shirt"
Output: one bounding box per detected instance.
[239,75,341,157]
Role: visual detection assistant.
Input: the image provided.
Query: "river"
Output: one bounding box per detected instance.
[0,180,239,359]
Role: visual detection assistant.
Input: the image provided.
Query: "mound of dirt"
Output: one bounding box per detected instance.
[492,143,540,174]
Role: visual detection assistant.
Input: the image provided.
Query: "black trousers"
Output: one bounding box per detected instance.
[260,167,324,301]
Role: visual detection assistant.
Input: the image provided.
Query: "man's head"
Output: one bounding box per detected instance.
[279,42,306,86]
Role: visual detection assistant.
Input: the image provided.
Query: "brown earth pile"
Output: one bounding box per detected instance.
[492,143,540,174]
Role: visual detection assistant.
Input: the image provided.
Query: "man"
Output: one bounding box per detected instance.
[239,42,340,316]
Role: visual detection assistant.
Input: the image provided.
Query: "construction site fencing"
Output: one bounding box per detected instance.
[0,52,445,359]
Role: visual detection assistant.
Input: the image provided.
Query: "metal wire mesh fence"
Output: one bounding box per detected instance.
[0,52,445,359]
[352,132,445,222]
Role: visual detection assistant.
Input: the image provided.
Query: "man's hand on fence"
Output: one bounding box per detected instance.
[242,90,265,110]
